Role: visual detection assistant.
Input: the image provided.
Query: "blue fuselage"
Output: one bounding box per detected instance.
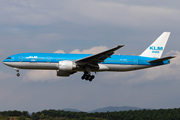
[3,53,169,72]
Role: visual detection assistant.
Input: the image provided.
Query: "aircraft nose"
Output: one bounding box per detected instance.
[3,61,13,67]
[3,61,8,65]
[3,59,9,66]
[3,56,13,66]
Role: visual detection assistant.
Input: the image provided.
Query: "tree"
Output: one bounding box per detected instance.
[19,115,25,120]
[49,117,53,120]
[31,113,40,120]
[40,113,45,119]
[86,117,95,120]
[22,111,30,117]
[0,114,3,118]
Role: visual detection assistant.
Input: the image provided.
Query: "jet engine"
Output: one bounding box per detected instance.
[57,61,77,77]
[58,60,76,71]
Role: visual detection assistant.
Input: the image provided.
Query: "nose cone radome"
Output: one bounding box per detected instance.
[3,59,6,64]
[3,59,10,66]
[3,61,8,66]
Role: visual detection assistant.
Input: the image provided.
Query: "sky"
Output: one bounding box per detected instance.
[0,0,180,112]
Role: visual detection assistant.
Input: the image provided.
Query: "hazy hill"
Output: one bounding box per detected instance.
[63,108,81,112]
[63,106,148,113]
[89,106,144,113]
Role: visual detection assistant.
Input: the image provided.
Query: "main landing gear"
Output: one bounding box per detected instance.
[14,68,20,77]
[81,72,95,82]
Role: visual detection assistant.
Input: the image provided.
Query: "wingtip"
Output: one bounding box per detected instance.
[118,45,124,47]
[171,55,176,58]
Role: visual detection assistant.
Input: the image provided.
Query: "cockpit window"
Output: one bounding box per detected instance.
[6,57,11,59]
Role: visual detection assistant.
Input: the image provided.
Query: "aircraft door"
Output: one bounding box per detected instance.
[19,56,23,62]
[47,56,51,62]
[134,59,138,65]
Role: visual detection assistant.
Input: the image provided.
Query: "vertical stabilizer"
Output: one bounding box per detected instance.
[140,32,170,58]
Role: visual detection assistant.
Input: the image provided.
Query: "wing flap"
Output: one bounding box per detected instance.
[148,56,176,63]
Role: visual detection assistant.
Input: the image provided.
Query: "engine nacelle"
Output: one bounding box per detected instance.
[57,71,72,77]
[58,60,76,71]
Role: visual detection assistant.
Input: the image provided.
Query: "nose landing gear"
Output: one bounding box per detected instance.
[14,68,20,77]
[81,72,95,82]
[17,73,20,77]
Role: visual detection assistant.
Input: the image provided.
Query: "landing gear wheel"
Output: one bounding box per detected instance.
[89,75,95,82]
[81,75,85,80]
[17,73,20,77]
[85,75,90,80]
[81,71,96,81]
[91,75,95,79]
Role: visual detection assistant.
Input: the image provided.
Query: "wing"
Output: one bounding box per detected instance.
[75,45,124,66]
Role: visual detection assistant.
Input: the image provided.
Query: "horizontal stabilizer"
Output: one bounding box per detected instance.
[148,56,176,63]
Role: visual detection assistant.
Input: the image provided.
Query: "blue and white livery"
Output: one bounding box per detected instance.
[3,32,175,81]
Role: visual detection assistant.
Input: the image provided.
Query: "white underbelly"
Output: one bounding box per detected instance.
[98,64,150,72]
[4,62,151,72]
[4,62,59,70]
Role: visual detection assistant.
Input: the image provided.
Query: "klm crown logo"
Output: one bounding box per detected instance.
[150,46,163,51]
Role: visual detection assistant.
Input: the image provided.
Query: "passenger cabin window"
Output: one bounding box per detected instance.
[7,57,11,59]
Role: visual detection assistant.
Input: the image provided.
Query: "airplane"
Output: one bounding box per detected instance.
[3,32,175,81]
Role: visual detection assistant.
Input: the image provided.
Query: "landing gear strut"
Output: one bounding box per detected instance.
[81,72,95,82]
[14,68,20,77]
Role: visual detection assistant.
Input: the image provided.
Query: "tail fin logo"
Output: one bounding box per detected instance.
[150,46,163,53]
[150,46,163,50]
